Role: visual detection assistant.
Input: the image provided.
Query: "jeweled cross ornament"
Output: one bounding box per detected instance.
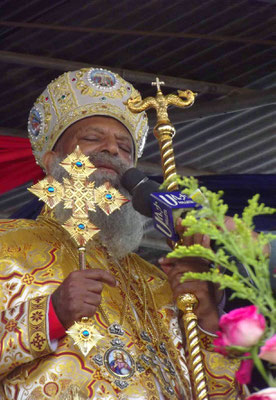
[127,82,208,400]
[29,145,129,356]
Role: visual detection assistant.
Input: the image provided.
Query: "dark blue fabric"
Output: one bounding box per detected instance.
[10,174,276,230]
[10,197,43,220]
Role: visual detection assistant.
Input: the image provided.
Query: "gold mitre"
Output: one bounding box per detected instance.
[28,67,149,169]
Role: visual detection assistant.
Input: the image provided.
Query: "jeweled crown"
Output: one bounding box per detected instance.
[28,68,149,168]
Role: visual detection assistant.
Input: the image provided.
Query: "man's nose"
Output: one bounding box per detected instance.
[100,137,119,155]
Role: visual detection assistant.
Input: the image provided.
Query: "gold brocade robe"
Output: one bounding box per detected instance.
[0,213,246,400]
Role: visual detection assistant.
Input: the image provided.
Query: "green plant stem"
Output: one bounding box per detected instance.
[251,346,270,385]
[221,232,258,288]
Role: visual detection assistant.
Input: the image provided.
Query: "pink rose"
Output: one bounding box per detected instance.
[235,354,254,384]
[259,334,276,364]
[246,388,276,400]
[217,305,266,347]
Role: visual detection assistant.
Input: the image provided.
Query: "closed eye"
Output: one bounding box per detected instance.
[119,144,131,153]
[81,136,99,142]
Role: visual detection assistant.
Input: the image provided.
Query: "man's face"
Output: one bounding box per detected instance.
[44,116,134,173]
[44,116,144,259]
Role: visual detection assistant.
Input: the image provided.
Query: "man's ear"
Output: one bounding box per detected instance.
[42,151,58,174]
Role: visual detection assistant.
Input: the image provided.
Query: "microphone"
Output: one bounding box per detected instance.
[121,167,160,218]
[121,168,201,241]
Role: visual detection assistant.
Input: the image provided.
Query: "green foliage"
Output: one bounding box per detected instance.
[167,175,276,327]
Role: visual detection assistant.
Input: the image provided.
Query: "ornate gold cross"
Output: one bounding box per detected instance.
[29,145,129,357]
[29,145,128,253]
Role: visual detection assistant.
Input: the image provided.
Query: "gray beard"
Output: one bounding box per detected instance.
[49,153,145,259]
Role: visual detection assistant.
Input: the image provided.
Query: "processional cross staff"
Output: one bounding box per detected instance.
[127,79,209,400]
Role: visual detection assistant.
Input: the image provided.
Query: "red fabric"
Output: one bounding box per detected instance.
[0,135,45,194]
[48,296,66,340]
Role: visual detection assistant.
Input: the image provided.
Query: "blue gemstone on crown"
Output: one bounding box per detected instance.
[105,194,112,200]
[76,161,83,167]
[78,224,85,230]
[47,186,55,193]
[82,330,90,337]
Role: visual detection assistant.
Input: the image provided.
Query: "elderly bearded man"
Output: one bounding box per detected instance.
[0,68,246,400]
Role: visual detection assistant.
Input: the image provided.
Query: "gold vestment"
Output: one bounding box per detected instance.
[0,211,246,400]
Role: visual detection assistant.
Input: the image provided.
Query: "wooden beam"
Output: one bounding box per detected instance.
[0,50,253,96]
[0,21,275,46]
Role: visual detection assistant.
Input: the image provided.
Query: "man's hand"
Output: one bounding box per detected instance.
[159,256,221,333]
[51,269,117,329]
[160,219,222,333]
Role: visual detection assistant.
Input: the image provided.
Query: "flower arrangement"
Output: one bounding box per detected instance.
[166,176,276,396]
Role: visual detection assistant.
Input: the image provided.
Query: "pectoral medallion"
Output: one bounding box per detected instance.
[93,337,137,390]
[91,324,178,398]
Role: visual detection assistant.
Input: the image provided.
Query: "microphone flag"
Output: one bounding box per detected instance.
[150,191,201,241]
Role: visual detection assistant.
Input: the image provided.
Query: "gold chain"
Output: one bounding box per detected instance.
[111,256,142,328]
[130,257,164,343]
[113,255,163,345]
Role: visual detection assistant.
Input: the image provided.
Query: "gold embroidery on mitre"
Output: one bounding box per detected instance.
[48,72,78,121]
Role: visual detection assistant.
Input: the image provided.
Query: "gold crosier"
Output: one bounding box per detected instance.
[28,145,129,357]
[127,79,209,400]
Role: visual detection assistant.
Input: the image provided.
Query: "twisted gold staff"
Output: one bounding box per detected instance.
[177,294,208,400]
[127,79,209,400]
